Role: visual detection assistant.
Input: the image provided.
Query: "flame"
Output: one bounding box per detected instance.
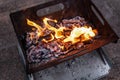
[63,26,97,44]
[58,44,64,50]
[26,17,97,48]
[27,19,43,37]
[43,18,65,39]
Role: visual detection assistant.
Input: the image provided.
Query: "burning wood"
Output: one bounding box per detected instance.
[25,16,98,63]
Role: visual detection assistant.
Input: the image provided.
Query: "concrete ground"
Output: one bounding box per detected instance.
[0,0,119,80]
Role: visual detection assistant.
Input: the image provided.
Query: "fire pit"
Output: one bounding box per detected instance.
[25,16,98,63]
[10,0,118,73]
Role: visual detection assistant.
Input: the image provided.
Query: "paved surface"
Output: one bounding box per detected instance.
[0,0,119,80]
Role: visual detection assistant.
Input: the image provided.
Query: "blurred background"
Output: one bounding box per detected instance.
[0,0,119,80]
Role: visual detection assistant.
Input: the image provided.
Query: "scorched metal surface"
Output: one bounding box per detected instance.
[10,0,119,73]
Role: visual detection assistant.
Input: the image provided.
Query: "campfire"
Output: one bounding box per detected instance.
[26,16,98,63]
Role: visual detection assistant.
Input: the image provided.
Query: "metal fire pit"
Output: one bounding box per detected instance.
[10,0,118,73]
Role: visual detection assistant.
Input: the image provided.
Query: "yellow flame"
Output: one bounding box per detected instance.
[63,26,96,44]
[26,17,97,49]
[27,19,43,37]
[58,44,64,50]
[43,18,65,39]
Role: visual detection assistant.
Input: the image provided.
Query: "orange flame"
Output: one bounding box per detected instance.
[26,17,97,49]
[63,26,97,44]
[43,18,65,39]
[27,19,44,37]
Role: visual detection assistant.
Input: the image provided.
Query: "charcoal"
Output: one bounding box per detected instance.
[62,19,81,24]
[62,16,87,27]
[43,53,52,58]
[94,35,101,39]
[54,54,59,57]
[25,16,96,63]
[76,43,84,49]
[73,16,84,20]
[50,57,56,61]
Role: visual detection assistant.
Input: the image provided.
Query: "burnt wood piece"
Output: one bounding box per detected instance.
[10,0,119,73]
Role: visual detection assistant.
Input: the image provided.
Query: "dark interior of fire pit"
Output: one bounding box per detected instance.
[10,0,119,73]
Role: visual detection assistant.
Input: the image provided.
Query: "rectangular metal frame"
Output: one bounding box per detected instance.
[10,0,119,73]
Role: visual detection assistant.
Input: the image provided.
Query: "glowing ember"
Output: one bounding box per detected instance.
[26,16,98,63]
